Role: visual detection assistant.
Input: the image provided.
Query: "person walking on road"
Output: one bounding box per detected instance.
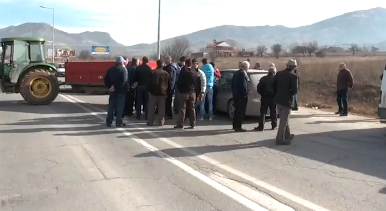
[104,56,128,127]
[134,56,152,120]
[174,59,205,129]
[272,59,298,145]
[231,61,250,132]
[147,59,170,126]
[173,56,186,114]
[198,58,214,120]
[336,62,354,116]
[163,56,178,119]
[254,66,277,131]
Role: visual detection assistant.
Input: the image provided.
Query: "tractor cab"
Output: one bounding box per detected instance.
[0,37,47,85]
[0,37,59,105]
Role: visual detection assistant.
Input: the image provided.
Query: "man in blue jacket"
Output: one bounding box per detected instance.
[104,56,128,127]
[163,55,178,119]
[198,58,214,120]
[231,61,249,132]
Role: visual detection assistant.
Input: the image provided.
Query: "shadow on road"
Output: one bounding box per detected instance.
[133,127,386,181]
[380,187,386,194]
[0,100,106,114]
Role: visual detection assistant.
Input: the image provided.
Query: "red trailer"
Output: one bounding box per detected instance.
[65,61,157,94]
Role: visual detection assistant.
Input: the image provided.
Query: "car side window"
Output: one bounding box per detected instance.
[220,71,234,84]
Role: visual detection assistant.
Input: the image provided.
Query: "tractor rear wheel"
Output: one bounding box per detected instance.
[19,69,60,105]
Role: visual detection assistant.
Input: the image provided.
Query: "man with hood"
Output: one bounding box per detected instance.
[164,55,178,119]
[254,66,277,131]
[104,56,128,127]
[272,59,298,145]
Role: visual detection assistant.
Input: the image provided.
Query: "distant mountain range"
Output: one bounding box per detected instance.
[1,7,386,54]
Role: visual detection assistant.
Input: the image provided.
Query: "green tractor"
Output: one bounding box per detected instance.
[0,37,60,105]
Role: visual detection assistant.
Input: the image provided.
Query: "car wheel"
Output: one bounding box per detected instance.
[227,99,235,120]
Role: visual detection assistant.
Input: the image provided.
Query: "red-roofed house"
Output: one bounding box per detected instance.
[205,39,236,57]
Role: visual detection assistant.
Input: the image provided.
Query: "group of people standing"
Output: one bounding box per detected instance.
[104,55,354,146]
[103,55,221,129]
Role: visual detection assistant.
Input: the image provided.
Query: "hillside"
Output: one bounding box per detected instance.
[0,22,123,47]
[1,7,386,55]
[129,7,386,52]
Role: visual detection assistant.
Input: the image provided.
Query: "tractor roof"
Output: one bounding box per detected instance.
[1,37,45,42]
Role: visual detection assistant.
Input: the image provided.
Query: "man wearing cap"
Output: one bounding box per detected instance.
[272,59,298,145]
[254,66,277,131]
[104,56,128,127]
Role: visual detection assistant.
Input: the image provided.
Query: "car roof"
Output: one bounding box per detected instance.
[220,69,268,73]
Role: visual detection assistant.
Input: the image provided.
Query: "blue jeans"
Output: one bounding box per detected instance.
[136,85,149,119]
[198,87,213,118]
[106,93,125,126]
[292,94,298,109]
[336,89,348,113]
[173,88,180,113]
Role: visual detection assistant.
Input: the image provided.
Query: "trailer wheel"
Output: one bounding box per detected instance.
[19,69,59,105]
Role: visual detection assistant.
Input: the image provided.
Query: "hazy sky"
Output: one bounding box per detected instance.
[0,0,385,46]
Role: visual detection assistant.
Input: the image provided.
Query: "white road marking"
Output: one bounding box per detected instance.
[62,94,331,211]
[209,172,295,211]
[60,94,270,211]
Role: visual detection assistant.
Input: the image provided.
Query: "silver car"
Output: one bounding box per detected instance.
[215,69,269,119]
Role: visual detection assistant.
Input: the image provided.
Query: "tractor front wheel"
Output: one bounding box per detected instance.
[19,69,60,105]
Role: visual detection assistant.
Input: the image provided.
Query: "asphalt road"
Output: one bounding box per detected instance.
[0,93,385,211]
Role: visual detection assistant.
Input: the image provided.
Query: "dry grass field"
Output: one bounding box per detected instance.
[215,56,385,117]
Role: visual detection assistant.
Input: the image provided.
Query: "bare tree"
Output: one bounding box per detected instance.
[371,46,379,55]
[291,42,308,57]
[161,37,191,61]
[307,41,318,57]
[256,45,267,57]
[271,44,282,59]
[349,43,358,56]
[78,50,91,60]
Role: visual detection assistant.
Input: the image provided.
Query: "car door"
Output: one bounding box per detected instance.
[216,71,234,112]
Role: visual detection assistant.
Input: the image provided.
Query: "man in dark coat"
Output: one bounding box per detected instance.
[163,55,178,119]
[133,56,152,120]
[336,62,354,116]
[254,67,277,131]
[231,61,250,132]
[147,59,170,126]
[104,56,128,127]
[173,56,186,114]
[272,59,298,145]
[125,57,139,116]
[174,59,204,129]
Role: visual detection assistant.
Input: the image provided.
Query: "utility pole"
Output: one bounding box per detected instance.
[156,0,161,59]
[40,6,55,63]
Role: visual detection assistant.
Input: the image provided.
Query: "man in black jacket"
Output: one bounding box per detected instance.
[231,61,250,132]
[133,56,152,120]
[124,57,139,116]
[174,59,204,129]
[254,67,277,131]
[104,56,128,127]
[272,59,298,145]
[163,55,178,119]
